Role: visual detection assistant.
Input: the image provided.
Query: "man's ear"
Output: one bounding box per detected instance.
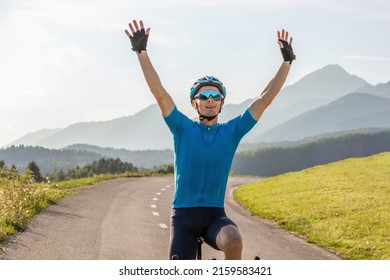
[220,100,224,111]
[191,99,197,110]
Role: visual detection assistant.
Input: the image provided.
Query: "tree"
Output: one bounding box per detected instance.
[26,161,43,182]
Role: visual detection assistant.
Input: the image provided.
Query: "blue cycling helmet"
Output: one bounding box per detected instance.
[190,76,226,101]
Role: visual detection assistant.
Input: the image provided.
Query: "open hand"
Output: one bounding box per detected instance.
[125,20,151,53]
[277,29,295,63]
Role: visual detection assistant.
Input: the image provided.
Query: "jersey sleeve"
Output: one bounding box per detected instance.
[163,106,189,134]
[228,108,258,141]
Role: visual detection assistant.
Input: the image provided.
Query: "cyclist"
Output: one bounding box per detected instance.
[125,20,295,260]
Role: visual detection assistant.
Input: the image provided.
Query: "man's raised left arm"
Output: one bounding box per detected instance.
[249,29,296,120]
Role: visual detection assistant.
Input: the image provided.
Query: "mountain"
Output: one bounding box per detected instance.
[255,93,390,142]
[64,144,173,168]
[237,127,389,152]
[355,81,390,98]
[0,144,174,175]
[9,128,62,146]
[245,64,370,139]
[8,100,254,150]
[218,99,253,123]
[6,64,388,150]
[232,130,390,177]
[10,104,173,150]
[0,145,103,175]
[272,64,368,107]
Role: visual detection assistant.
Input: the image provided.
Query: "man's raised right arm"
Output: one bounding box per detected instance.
[125,20,175,116]
[136,51,175,116]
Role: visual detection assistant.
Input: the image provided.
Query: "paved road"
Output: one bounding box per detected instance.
[0,176,341,260]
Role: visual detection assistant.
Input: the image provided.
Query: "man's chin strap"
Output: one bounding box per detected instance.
[198,111,218,121]
[196,104,221,122]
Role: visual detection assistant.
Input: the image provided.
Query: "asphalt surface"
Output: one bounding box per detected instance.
[0,176,341,260]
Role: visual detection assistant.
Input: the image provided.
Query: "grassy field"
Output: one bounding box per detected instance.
[234,152,390,259]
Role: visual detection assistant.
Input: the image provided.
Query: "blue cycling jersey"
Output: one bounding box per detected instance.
[164,106,257,208]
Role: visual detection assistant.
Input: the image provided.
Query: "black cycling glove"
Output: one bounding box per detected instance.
[129,28,149,53]
[279,39,296,64]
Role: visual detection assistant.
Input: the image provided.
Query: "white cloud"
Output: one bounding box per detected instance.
[316,0,390,22]
[47,44,97,75]
[149,33,176,48]
[340,55,390,61]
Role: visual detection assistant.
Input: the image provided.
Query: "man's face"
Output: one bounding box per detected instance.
[192,86,224,117]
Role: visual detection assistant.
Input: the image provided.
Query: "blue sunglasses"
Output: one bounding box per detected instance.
[195,91,223,101]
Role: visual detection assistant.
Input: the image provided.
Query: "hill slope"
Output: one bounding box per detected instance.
[234,152,390,259]
[246,64,370,137]
[256,93,390,142]
[232,129,390,176]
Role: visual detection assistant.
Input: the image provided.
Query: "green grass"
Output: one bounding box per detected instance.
[234,152,390,260]
[53,174,123,192]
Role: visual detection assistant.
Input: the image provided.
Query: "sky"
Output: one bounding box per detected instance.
[0,0,389,147]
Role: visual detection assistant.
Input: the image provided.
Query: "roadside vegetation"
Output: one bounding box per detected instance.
[0,167,64,244]
[234,152,390,259]
[0,168,121,246]
[0,158,172,247]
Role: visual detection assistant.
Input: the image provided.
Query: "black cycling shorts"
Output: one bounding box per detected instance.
[168,207,237,260]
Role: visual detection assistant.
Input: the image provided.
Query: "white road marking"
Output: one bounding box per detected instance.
[153,198,158,201]
[156,192,161,196]
[151,204,157,208]
[152,212,160,216]
[159,223,168,229]
[166,185,170,188]
[161,188,165,191]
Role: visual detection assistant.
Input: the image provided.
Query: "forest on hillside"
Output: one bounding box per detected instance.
[0,145,102,174]
[1,129,390,178]
[232,130,390,176]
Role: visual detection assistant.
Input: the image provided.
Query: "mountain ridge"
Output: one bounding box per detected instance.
[256,93,390,142]
[6,64,390,150]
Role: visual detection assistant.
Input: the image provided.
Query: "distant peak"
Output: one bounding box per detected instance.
[295,63,367,85]
[318,64,347,74]
[322,64,344,70]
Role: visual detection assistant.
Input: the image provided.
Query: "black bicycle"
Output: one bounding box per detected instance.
[171,237,260,260]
